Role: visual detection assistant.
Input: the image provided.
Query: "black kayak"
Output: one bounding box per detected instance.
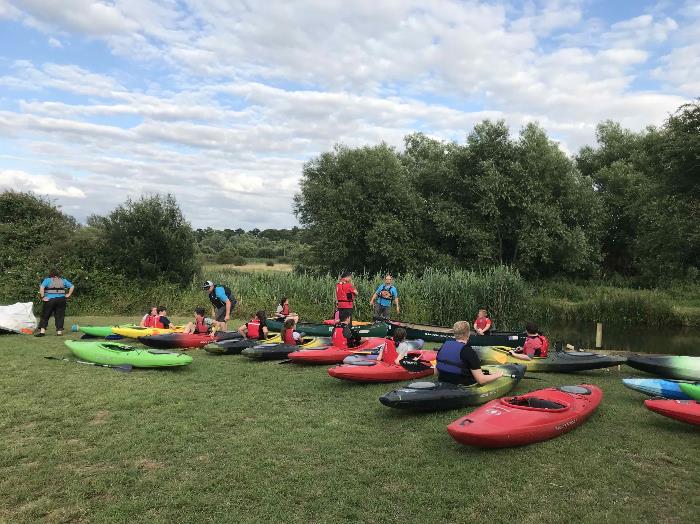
[241,337,332,360]
[385,320,525,346]
[378,364,525,411]
[626,355,700,381]
[474,346,626,372]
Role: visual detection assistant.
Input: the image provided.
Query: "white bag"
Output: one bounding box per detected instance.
[0,302,38,333]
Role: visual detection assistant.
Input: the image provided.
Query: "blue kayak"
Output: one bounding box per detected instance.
[622,378,694,400]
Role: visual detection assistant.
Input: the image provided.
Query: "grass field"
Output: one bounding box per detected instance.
[2,316,699,523]
[203,263,294,273]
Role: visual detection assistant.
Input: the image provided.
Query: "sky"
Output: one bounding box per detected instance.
[0,1,697,229]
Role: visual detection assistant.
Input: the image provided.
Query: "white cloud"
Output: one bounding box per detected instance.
[47,37,62,48]
[0,169,85,198]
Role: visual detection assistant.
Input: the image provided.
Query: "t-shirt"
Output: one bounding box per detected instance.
[375,284,398,307]
[396,341,414,361]
[41,277,73,299]
[158,316,172,329]
[214,286,230,304]
[437,344,481,386]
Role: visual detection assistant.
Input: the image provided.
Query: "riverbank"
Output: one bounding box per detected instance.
[1,317,697,522]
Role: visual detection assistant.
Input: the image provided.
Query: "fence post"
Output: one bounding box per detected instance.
[595,322,603,348]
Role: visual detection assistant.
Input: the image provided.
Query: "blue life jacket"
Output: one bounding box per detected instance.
[436,340,467,376]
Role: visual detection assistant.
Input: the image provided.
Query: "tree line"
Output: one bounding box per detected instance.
[295,101,700,284]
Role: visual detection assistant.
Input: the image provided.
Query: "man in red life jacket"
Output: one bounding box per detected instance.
[508,322,549,360]
[183,307,220,335]
[335,271,357,324]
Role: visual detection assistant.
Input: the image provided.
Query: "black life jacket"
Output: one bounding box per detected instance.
[45,277,66,295]
[208,284,233,308]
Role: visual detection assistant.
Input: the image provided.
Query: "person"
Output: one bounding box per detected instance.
[376,327,415,364]
[370,274,399,320]
[237,310,268,340]
[153,306,173,329]
[280,317,302,346]
[335,272,357,323]
[140,307,158,328]
[183,307,219,335]
[35,269,74,337]
[203,280,236,331]
[275,297,299,322]
[331,310,361,348]
[435,321,503,385]
[473,309,492,335]
[508,323,549,361]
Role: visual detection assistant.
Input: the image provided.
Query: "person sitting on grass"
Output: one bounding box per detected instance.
[140,307,158,328]
[473,308,492,335]
[436,321,503,385]
[183,307,220,335]
[275,297,299,322]
[154,306,173,329]
[508,323,549,361]
[376,327,416,365]
[280,317,302,346]
[331,310,361,348]
[237,310,268,340]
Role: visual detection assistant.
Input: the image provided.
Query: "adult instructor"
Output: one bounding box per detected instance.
[203,280,236,332]
[370,274,399,320]
[36,269,74,337]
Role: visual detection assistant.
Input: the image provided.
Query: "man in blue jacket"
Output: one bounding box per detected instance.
[203,280,236,332]
[35,269,74,336]
[369,274,400,320]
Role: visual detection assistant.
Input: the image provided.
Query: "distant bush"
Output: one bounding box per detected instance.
[265,260,275,267]
[232,256,246,266]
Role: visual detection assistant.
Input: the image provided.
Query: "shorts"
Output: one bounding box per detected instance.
[337,308,353,321]
[373,303,390,320]
[214,306,227,322]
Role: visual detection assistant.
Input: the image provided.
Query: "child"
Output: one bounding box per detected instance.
[280,317,302,346]
[508,323,549,361]
[473,309,492,335]
[153,306,173,329]
[435,321,503,385]
[140,307,158,328]
[237,310,269,340]
[275,297,299,322]
[335,272,357,324]
[331,310,361,348]
[376,328,416,365]
[183,307,219,335]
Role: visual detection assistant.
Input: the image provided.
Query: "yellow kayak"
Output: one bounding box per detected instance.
[112,326,184,339]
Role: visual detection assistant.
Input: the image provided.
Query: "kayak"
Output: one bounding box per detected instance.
[379,364,526,411]
[447,384,603,447]
[204,334,282,355]
[138,331,242,349]
[241,336,332,360]
[265,319,388,338]
[385,320,525,346]
[622,378,695,400]
[327,350,437,383]
[644,399,700,426]
[74,324,133,337]
[65,340,192,368]
[474,346,625,372]
[322,319,372,326]
[112,326,183,339]
[288,337,413,365]
[626,355,700,381]
[679,382,700,401]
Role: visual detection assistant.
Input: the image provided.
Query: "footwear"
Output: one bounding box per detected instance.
[34,332,45,337]
[56,331,63,336]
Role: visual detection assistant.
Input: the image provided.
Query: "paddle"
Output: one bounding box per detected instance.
[44,356,132,372]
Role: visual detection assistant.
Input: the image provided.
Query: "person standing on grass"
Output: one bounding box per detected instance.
[435,321,503,385]
[35,269,74,337]
[203,280,236,332]
[335,271,357,323]
[370,274,399,320]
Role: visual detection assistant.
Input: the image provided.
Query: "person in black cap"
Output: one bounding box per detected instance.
[202,280,236,332]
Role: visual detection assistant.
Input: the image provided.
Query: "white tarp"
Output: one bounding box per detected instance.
[0,302,37,333]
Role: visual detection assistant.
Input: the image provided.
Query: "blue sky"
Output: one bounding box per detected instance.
[0,0,697,228]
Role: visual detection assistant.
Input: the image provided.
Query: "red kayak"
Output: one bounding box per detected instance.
[644,399,700,426]
[327,339,437,383]
[447,385,603,448]
[139,331,241,349]
[288,337,386,364]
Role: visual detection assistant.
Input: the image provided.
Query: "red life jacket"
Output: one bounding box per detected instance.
[282,329,297,345]
[523,335,549,358]
[247,318,262,339]
[143,315,156,328]
[331,324,348,348]
[281,303,290,316]
[336,282,355,309]
[474,316,491,330]
[381,338,399,363]
[154,316,166,329]
[194,317,210,335]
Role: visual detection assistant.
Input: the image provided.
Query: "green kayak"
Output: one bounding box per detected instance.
[679,382,700,400]
[265,319,388,338]
[65,340,192,368]
[74,324,135,337]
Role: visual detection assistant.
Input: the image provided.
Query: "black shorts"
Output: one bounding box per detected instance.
[214,306,227,322]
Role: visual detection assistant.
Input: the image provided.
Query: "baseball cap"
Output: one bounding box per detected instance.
[202,280,214,289]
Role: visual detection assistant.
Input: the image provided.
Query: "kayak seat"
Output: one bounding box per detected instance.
[148,349,178,355]
[558,385,592,395]
[508,397,566,410]
[407,381,438,390]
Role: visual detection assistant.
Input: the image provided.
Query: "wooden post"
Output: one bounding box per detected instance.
[595,322,603,348]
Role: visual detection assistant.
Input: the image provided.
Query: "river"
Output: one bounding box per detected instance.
[545,322,700,356]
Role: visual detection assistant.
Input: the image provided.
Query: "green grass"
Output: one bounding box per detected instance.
[2,316,699,523]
